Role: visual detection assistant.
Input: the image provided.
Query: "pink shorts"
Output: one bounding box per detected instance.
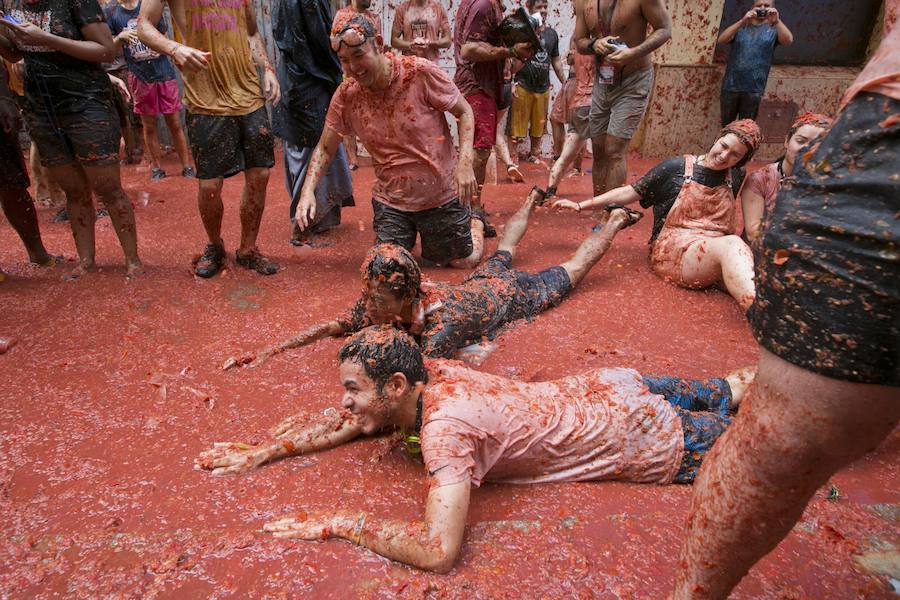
[127,74,182,116]
[465,92,498,150]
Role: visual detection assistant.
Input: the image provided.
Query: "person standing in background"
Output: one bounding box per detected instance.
[574,0,671,196]
[272,0,354,246]
[454,0,534,237]
[138,0,282,278]
[717,0,793,125]
[107,0,194,182]
[509,0,563,164]
[390,0,450,62]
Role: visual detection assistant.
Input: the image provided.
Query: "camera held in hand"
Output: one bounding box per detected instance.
[755,7,768,18]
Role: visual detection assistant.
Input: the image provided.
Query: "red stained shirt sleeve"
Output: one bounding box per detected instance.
[421,61,461,112]
[421,420,478,488]
[324,83,353,137]
[459,0,495,43]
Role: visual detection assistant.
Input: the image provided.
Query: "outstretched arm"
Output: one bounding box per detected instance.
[196,408,363,475]
[553,184,641,212]
[265,479,471,573]
[447,96,476,205]
[223,319,345,370]
[294,126,342,230]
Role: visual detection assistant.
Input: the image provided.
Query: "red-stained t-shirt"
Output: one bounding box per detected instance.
[420,360,685,488]
[392,0,449,63]
[453,0,504,102]
[325,53,461,212]
[333,5,382,36]
[743,161,781,214]
[840,24,900,109]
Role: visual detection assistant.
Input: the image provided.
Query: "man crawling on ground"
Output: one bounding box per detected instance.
[223,193,643,369]
[199,326,755,572]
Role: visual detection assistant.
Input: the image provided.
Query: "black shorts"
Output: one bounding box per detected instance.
[372,198,473,264]
[475,251,573,320]
[749,92,900,386]
[25,95,121,167]
[0,128,29,190]
[186,106,275,180]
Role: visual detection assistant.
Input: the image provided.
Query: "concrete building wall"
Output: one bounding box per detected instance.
[640,0,889,160]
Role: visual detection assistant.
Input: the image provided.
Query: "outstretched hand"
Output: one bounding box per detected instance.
[195,442,271,475]
[222,348,274,371]
[552,198,581,212]
[171,43,211,72]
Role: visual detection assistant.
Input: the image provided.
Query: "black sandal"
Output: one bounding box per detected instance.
[530,185,557,206]
[603,204,644,229]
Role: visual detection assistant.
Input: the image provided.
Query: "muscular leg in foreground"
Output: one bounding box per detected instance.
[591,134,629,196]
[674,349,900,599]
[0,188,54,264]
[680,235,755,311]
[238,167,269,254]
[198,176,225,248]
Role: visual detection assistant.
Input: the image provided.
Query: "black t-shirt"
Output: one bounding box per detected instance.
[514,26,559,94]
[337,273,523,359]
[6,0,113,112]
[632,156,744,242]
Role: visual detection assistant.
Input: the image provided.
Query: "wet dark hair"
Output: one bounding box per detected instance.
[360,243,422,299]
[338,326,428,391]
[332,12,377,38]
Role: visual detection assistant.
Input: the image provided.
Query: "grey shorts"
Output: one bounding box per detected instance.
[568,105,591,138]
[589,66,653,140]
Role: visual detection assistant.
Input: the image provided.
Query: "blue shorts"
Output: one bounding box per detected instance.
[642,376,733,483]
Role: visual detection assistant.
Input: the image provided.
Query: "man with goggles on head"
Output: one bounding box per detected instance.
[295,15,482,269]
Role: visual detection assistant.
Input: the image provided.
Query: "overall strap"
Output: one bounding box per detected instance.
[683,155,696,181]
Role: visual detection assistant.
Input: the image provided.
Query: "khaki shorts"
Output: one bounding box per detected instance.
[589,66,653,140]
[510,87,549,138]
[568,105,591,138]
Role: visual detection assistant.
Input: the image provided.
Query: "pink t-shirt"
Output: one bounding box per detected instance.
[744,161,781,213]
[325,53,461,212]
[421,360,685,488]
[392,0,449,63]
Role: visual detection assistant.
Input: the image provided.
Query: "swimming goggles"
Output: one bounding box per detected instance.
[330,24,370,52]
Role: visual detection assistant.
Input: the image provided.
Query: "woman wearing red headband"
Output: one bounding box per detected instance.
[740,112,831,244]
[554,119,762,311]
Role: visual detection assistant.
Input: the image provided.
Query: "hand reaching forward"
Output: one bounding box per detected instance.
[195,442,271,475]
